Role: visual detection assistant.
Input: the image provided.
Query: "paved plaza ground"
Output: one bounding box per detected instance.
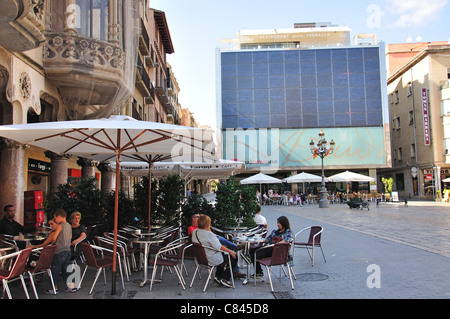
[5,200,450,302]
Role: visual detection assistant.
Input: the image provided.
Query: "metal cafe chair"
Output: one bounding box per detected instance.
[26,245,57,299]
[78,243,125,294]
[189,242,235,292]
[255,242,294,292]
[293,226,326,266]
[0,248,33,299]
[149,240,187,291]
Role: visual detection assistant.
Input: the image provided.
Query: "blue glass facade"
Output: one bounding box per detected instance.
[220,47,384,129]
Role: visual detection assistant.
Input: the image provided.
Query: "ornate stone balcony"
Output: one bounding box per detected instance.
[0,0,45,52]
[44,32,126,119]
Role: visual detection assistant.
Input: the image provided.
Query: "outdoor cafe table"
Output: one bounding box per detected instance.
[232,236,266,285]
[130,236,163,287]
[0,241,15,253]
[222,227,251,238]
[13,234,46,247]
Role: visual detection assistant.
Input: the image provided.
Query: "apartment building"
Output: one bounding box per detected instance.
[384,42,450,200]
[0,0,189,222]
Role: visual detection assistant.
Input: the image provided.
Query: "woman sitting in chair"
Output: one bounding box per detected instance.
[69,212,86,250]
[191,214,237,288]
[249,216,292,277]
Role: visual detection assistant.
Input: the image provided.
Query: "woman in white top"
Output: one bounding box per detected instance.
[191,215,237,287]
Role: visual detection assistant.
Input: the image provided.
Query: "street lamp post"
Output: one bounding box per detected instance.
[310,130,336,208]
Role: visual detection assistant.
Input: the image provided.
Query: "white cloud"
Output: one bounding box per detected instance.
[387,0,448,27]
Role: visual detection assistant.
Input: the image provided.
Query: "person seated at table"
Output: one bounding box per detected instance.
[29,219,58,249]
[253,205,267,229]
[187,214,200,237]
[248,216,293,277]
[188,214,246,279]
[295,193,302,205]
[27,219,58,268]
[0,205,25,236]
[262,193,270,205]
[191,214,238,287]
[69,211,86,255]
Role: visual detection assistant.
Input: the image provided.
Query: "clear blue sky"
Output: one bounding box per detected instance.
[151,0,450,130]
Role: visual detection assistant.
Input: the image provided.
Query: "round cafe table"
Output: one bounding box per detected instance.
[130,236,163,287]
[232,236,266,285]
[13,234,46,247]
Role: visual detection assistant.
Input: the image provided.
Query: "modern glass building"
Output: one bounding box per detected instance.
[216,24,391,181]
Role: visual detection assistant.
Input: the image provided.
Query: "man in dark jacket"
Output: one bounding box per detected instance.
[0,205,25,236]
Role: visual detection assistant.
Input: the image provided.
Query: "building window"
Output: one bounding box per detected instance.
[410,143,416,158]
[75,0,109,41]
[409,110,414,124]
[393,117,400,130]
[406,83,412,97]
[394,90,399,104]
[398,147,403,161]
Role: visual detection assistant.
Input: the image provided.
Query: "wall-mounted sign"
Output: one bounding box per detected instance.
[28,159,51,174]
[422,88,431,146]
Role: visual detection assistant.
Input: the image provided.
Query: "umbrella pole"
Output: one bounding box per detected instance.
[111,149,121,295]
[148,161,153,232]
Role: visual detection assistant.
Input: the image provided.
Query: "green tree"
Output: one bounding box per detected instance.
[381,177,394,193]
[47,177,101,225]
[180,193,214,235]
[100,190,136,231]
[133,176,158,228]
[213,176,257,229]
[153,174,184,226]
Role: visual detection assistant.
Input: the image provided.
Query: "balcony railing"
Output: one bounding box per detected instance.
[136,54,155,104]
[139,19,150,56]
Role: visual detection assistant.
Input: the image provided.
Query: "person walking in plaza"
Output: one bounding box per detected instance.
[248,216,292,277]
[191,214,238,287]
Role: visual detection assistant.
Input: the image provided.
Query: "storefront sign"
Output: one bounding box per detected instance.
[28,159,51,174]
[422,88,431,146]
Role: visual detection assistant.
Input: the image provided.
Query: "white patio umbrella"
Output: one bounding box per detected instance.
[240,172,282,185]
[112,159,244,198]
[0,115,215,294]
[327,170,375,182]
[282,171,327,183]
[113,159,243,180]
[240,173,282,199]
[442,177,450,182]
[283,171,327,193]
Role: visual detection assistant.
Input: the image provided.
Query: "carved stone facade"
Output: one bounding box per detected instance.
[0,1,191,221]
[0,0,46,52]
[44,32,126,120]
